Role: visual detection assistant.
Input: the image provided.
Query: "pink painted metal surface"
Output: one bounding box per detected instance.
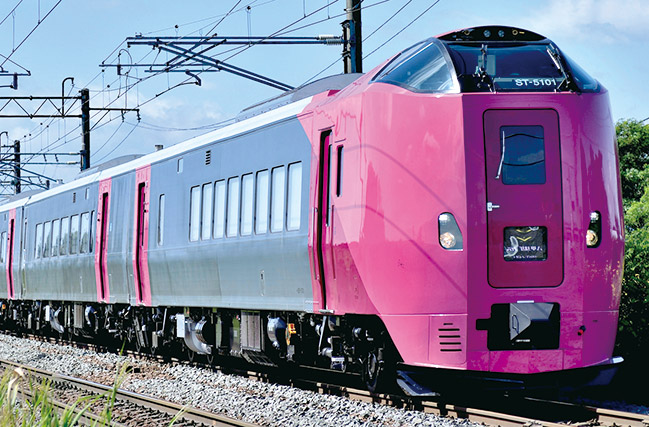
[464,91,623,374]
[95,178,111,303]
[5,209,15,300]
[133,165,152,306]
[299,67,622,375]
[484,109,563,287]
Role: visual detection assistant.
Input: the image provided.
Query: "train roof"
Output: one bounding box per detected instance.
[2,93,318,210]
[0,72,367,210]
[436,26,547,43]
[236,73,362,121]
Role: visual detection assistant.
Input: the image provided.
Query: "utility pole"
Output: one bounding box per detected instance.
[0,79,138,173]
[80,88,90,171]
[343,0,362,73]
[13,140,20,194]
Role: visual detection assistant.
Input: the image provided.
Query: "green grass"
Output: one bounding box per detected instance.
[0,363,185,426]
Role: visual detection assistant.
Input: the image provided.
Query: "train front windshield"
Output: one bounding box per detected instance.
[372,36,599,94]
[445,42,599,93]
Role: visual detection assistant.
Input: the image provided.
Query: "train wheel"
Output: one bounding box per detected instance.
[362,346,394,393]
[362,350,382,393]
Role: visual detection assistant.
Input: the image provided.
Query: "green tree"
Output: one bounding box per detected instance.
[616,119,649,358]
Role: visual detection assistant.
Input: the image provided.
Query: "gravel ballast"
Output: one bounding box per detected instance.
[0,334,479,426]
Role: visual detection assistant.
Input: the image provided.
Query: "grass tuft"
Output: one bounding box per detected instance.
[0,363,182,426]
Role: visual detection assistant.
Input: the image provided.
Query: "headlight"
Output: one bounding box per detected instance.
[440,232,457,249]
[439,213,463,250]
[586,211,601,248]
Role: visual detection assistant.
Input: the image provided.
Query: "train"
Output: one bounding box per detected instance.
[0,25,624,394]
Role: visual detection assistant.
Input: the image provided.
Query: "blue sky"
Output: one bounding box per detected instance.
[0,0,647,186]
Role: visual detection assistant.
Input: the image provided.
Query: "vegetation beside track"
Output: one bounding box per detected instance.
[0,363,130,427]
[616,119,649,366]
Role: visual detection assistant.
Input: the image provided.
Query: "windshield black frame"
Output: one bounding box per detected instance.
[371,35,600,94]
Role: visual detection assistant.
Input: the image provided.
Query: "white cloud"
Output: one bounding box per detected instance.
[523,0,649,42]
[139,97,228,128]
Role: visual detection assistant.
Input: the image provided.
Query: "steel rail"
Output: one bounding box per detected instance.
[289,376,649,427]
[18,384,129,427]
[6,333,649,427]
[0,358,258,427]
[293,380,565,427]
[523,397,649,427]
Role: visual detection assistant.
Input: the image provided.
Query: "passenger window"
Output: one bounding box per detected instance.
[213,181,226,239]
[227,177,240,237]
[43,221,52,258]
[336,146,344,197]
[158,194,166,246]
[70,214,80,254]
[60,217,69,255]
[35,223,43,259]
[287,162,302,231]
[255,170,269,234]
[51,219,60,257]
[271,166,286,233]
[89,211,95,253]
[0,231,6,263]
[500,126,545,185]
[177,158,184,173]
[80,213,90,253]
[189,186,201,242]
[201,184,213,240]
[241,174,254,236]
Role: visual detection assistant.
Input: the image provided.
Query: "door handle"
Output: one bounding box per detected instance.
[487,202,500,212]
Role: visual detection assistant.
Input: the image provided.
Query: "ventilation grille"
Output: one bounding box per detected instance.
[205,150,212,165]
[72,192,76,203]
[438,322,462,352]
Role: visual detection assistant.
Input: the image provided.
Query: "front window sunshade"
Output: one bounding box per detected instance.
[504,226,547,261]
[498,126,545,185]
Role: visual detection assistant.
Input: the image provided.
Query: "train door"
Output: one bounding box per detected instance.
[313,130,335,311]
[20,215,26,296]
[133,166,152,305]
[484,109,563,287]
[95,178,111,303]
[5,209,15,299]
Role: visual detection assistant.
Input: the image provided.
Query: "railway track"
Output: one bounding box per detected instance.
[0,358,258,427]
[4,332,649,427]
[221,365,649,427]
[288,376,649,427]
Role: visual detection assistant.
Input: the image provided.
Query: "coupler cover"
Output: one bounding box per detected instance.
[477,302,560,350]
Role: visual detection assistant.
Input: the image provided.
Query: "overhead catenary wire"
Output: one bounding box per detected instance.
[302,0,413,85]
[17,0,433,182]
[0,0,63,70]
[0,0,25,28]
[92,121,140,164]
[11,0,326,176]
[363,0,442,60]
[84,1,328,159]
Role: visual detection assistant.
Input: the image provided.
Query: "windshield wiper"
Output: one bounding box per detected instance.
[546,44,579,92]
[474,44,495,92]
